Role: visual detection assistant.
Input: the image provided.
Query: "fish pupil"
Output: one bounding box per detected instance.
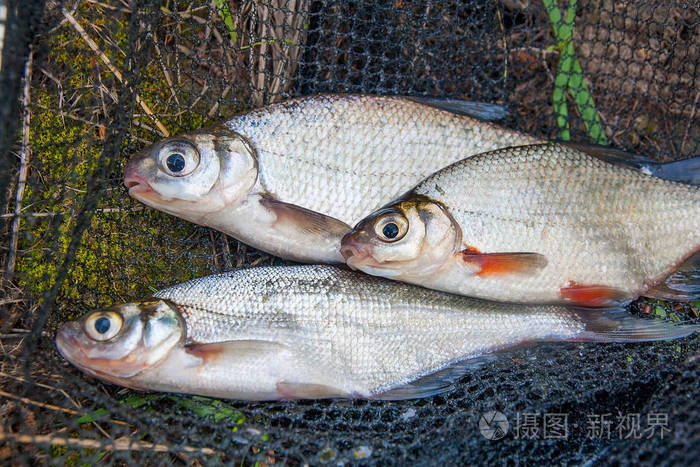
[382,222,399,239]
[95,317,111,334]
[166,153,186,173]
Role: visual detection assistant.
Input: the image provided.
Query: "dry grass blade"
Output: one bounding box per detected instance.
[5,50,33,276]
[249,0,309,105]
[0,388,129,427]
[61,8,170,137]
[0,432,218,455]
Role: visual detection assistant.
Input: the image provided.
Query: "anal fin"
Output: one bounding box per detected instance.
[643,252,700,302]
[559,282,631,307]
[374,355,497,401]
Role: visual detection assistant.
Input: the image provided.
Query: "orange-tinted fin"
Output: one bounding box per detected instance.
[185,340,286,365]
[569,308,699,342]
[559,283,630,307]
[460,250,547,277]
[643,252,700,302]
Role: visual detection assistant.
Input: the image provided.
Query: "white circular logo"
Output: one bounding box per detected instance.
[479,411,509,440]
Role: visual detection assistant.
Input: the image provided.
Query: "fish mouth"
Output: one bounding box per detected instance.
[339,237,374,268]
[123,163,154,197]
[340,233,407,278]
[55,326,97,375]
[340,238,396,276]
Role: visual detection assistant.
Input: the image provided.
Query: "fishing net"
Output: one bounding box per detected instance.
[1,0,698,463]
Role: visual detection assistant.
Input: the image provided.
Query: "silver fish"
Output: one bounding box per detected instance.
[341,143,700,306]
[55,265,695,400]
[124,94,540,263]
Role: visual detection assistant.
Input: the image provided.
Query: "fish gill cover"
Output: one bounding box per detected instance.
[0,0,698,464]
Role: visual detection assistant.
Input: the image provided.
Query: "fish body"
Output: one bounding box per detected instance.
[341,144,700,306]
[124,94,540,262]
[55,265,695,400]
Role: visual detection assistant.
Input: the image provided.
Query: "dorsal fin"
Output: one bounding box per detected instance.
[404,96,508,121]
[564,141,699,185]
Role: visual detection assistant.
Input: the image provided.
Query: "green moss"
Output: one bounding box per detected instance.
[16,1,214,318]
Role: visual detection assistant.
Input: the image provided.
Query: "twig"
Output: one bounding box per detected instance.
[84,0,132,13]
[61,8,170,137]
[207,84,231,117]
[0,431,218,455]
[209,230,220,270]
[493,0,508,80]
[0,388,129,427]
[253,2,270,106]
[680,90,699,155]
[5,50,33,277]
[153,43,180,107]
[0,207,144,219]
[266,0,309,102]
[220,232,233,270]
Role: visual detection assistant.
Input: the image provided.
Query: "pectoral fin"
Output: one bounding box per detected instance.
[185,340,288,365]
[459,249,547,277]
[258,196,351,263]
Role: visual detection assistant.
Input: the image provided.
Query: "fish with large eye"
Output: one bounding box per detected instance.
[159,141,200,177]
[55,266,699,400]
[342,143,700,307]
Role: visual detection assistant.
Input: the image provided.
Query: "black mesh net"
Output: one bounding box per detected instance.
[1,0,698,464]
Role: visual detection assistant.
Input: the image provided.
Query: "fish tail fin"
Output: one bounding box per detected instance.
[651,156,700,185]
[570,307,699,343]
[643,252,700,302]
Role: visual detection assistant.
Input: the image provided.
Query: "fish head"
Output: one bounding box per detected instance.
[341,195,461,278]
[56,300,185,387]
[124,128,257,219]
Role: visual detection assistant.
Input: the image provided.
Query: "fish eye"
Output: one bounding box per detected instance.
[166,153,186,173]
[84,311,123,341]
[158,140,199,177]
[374,212,408,242]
